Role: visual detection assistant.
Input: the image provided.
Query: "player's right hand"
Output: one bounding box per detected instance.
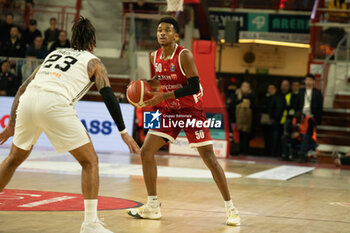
[0,123,14,145]
[121,132,141,154]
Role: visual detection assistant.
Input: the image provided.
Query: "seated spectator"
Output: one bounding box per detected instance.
[49,30,70,52]
[22,19,42,47]
[0,60,18,96]
[282,113,317,162]
[26,36,48,59]
[0,26,25,58]
[44,17,60,47]
[334,151,350,166]
[0,12,15,44]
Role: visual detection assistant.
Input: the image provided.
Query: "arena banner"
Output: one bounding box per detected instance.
[208,11,310,43]
[0,97,134,153]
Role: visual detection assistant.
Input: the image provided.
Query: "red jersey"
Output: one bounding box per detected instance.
[153,44,203,110]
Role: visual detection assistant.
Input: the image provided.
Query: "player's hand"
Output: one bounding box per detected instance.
[0,122,15,145]
[144,92,164,106]
[121,132,140,154]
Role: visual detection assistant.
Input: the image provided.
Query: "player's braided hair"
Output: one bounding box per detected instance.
[71,16,96,51]
[158,17,179,33]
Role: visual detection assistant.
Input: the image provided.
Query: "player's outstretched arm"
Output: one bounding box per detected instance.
[87,59,140,154]
[0,65,41,145]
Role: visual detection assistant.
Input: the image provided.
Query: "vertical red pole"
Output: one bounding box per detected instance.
[75,0,82,21]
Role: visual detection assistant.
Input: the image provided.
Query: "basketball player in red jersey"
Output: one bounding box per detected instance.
[127,17,240,226]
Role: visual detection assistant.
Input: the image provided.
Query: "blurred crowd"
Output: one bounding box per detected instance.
[225,74,323,162]
[0,10,70,96]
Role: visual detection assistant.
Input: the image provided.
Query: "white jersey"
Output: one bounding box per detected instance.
[27,48,99,106]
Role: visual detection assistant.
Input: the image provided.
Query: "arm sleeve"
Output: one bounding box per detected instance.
[174,76,200,99]
[99,87,126,132]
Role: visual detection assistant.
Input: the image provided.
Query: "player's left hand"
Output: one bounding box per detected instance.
[144,92,164,106]
[121,132,141,154]
[0,122,14,145]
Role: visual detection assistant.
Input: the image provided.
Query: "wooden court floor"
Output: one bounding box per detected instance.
[0,148,350,233]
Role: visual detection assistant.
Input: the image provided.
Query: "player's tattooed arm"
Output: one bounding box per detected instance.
[9,65,41,126]
[87,58,111,91]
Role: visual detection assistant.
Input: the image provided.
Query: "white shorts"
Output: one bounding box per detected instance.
[13,89,90,153]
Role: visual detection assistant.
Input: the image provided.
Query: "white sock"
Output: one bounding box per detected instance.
[224,200,234,210]
[147,196,158,208]
[84,199,98,222]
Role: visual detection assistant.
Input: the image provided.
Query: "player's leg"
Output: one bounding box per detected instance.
[38,95,112,233]
[0,144,32,191]
[196,144,240,226]
[185,108,241,226]
[69,141,114,233]
[127,133,167,220]
[197,144,230,200]
[141,133,167,196]
[0,90,41,192]
[69,142,99,200]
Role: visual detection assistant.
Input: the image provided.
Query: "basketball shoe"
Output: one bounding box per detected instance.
[80,218,113,233]
[127,204,162,219]
[226,207,241,226]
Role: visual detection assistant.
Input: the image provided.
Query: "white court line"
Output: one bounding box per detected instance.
[246,165,315,181]
[15,161,242,179]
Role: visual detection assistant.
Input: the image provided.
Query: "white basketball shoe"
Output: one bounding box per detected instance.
[80,218,113,233]
[127,204,162,219]
[226,207,241,226]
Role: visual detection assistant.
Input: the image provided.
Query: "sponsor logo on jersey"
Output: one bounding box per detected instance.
[170,63,175,72]
[171,74,177,81]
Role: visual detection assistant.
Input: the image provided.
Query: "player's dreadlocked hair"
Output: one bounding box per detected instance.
[71,16,96,51]
[158,17,179,33]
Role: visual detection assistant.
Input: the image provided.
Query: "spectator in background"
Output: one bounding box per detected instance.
[333,150,350,166]
[235,81,254,155]
[0,60,18,96]
[49,30,70,52]
[26,36,47,59]
[44,17,60,48]
[297,74,323,125]
[261,84,285,156]
[0,26,25,57]
[225,84,238,130]
[291,80,300,109]
[22,19,42,47]
[0,13,15,44]
[296,74,323,161]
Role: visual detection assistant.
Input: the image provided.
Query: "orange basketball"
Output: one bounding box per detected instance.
[126,80,153,108]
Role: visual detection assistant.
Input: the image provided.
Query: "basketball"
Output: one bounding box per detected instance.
[126,80,154,108]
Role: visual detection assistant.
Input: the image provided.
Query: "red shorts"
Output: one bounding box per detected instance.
[148,108,212,148]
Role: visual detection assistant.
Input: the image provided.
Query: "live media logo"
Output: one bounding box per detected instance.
[143,110,161,129]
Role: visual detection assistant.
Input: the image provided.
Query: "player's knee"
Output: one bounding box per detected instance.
[140,147,154,162]
[201,150,216,164]
[78,155,98,169]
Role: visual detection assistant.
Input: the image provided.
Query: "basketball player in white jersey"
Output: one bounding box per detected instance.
[0,17,140,233]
